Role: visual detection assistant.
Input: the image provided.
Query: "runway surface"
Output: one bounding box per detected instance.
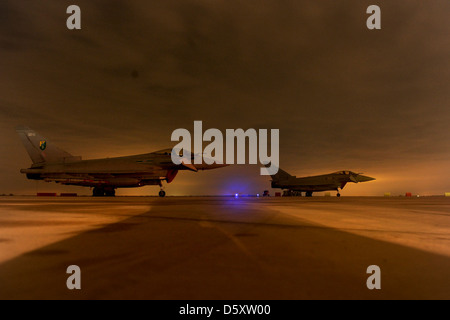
[0,196,449,300]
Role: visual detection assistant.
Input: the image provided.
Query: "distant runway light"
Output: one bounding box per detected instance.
[235,193,239,198]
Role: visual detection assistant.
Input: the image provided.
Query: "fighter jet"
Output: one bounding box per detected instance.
[269,167,375,197]
[16,126,227,197]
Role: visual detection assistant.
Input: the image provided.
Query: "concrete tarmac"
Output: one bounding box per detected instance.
[0,196,449,300]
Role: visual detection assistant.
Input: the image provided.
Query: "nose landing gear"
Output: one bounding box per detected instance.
[158,181,166,197]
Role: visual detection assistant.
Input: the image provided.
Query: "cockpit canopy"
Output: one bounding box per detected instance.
[333,171,356,175]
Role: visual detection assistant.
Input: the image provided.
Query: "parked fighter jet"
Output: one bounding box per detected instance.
[16,126,227,197]
[269,167,375,197]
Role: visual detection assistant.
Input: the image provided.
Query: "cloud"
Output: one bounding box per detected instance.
[0,0,449,195]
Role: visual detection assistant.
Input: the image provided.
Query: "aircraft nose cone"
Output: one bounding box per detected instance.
[194,162,229,170]
[357,174,376,182]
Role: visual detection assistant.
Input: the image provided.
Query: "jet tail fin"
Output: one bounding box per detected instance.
[266,165,294,182]
[16,126,81,165]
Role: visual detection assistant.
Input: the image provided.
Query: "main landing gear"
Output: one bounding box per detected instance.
[305,191,313,197]
[336,189,341,197]
[92,187,116,197]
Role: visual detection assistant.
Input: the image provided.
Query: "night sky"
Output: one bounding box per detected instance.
[1,1,449,196]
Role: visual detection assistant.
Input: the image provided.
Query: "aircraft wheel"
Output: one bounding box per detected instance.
[93,187,104,197]
[337,193,341,197]
[159,190,166,197]
[305,191,313,197]
[105,189,116,197]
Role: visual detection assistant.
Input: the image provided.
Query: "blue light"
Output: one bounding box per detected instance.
[235,193,239,197]
[257,194,260,197]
